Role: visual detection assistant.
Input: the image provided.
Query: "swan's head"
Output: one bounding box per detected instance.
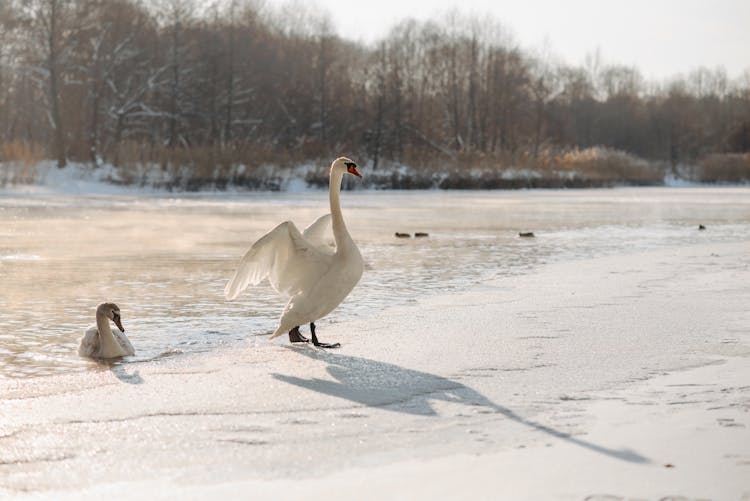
[97,302,125,333]
[331,157,362,178]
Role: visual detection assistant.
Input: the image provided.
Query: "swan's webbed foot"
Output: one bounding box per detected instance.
[288,326,309,343]
[310,322,341,349]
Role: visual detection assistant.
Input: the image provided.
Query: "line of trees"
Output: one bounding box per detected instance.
[1,0,749,182]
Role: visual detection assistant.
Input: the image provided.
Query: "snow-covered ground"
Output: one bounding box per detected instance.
[1,161,132,195]
[1,151,675,193]
[0,240,748,499]
[0,161,324,195]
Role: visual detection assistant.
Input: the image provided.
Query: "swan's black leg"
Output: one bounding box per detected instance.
[288,326,309,343]
[310,322,341,349]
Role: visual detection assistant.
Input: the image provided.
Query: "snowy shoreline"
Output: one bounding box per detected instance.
[1,239,748,499]
[3,157,744,195]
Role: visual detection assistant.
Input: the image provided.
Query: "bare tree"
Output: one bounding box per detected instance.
[0,2,748,184]
[314,18,335,143]
[528,53,559,157]
[26,0,79,167]
[155,0,197,148]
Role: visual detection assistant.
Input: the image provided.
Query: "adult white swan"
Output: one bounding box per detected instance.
[225,157,364,348]
[78,302,134,358]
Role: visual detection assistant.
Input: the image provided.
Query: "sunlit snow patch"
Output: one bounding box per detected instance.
[0,254,43,261]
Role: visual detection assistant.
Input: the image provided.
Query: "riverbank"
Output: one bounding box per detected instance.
[4,151,748,193]
[1,239,748,499]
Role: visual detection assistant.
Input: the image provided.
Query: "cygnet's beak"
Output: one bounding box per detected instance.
[113,314,125,333]
[347,165,362,178]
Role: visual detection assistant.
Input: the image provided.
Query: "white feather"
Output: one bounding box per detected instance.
[224,220,334,300]
[302,213,335,252]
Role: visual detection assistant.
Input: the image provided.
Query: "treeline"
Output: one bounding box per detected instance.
[1,0,749,188]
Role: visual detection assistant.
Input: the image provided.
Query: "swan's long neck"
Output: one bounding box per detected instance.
[96,311,119,351]
[329,167,351,248]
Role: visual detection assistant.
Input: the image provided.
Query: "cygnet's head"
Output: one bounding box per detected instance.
[331,157,362,178]
[97,302,124,332]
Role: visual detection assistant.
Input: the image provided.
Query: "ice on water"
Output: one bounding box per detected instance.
[1,187,749,378]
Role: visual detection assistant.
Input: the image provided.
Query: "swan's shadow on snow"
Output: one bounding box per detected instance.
[112,366,143,384]
[272,349,648,464]
[102,349,187,384]
[97,360,144,385]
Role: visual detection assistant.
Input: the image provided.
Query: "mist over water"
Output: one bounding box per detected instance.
[1,187,749,378]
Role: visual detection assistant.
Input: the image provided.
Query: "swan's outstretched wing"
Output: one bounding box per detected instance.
[302,213,335,252]
[225,221,333,300]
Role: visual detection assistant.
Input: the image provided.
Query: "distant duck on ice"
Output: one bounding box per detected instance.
[78,302,134,359]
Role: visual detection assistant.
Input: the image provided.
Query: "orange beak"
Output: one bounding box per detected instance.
[347,165,362,178]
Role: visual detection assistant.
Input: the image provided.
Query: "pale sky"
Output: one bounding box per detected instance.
[273,0,750,81]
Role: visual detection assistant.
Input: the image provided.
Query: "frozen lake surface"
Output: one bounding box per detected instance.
[1,186,749,499]
[1,187,750,378]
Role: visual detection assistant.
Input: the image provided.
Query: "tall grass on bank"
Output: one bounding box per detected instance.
[694,154,750,184]
[112,142,326,190]
[3,141,748,190]
[0,142,45,185]
[344,147,665,190]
